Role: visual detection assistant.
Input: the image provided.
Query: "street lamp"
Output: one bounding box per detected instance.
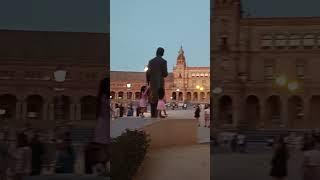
[200,87,204,91]
[288,81,299,92]
[54,67,67,127]
[196,85,200,90]
[176,89,180,92]
[276,75,287,87]
[144,65,149,72]
[126,83,131,89]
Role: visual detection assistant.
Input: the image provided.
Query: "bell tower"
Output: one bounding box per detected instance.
[173,46,187,101]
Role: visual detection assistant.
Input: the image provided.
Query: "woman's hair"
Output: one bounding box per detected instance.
[96,77,109,118]
[158,88,165,99]
[140,85,147,97]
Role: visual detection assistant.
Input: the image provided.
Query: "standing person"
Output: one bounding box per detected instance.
[55,139,76,174]
[194,105,201,126]
[127,106,134,117]
[12,133,32,180]
[204,104,210,128]
[270,137,289,180]
[146,47,168,118]
[114,104,120,119]
[119,104,124,117]
[30,134,44,175]
[139,85,149,118]
[302,139,320,180]
[157,88,167,118]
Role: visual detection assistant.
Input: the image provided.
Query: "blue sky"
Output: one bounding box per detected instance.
[110,0,210,72]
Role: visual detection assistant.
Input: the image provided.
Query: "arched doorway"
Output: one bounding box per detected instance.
[219,95,233,125]
[26,95,43,121]
[186,92,192,102]
[135,92,140,100]
[178,92,183,102]
[266,95,281,128]
[118,92,124,100]
[81,96,97,121]
[193,92,198,102]
[0,94,17,120]
[311,96,320,128]
[200,92,205,101]
[172,92,177,100]
[288,96,303,128]
[54,95,70,121]
[245,95,260,128]
[110,91,115,99]
[127,92,133,100]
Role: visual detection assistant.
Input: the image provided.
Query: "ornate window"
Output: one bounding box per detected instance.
[261,35,273,49]
[275,34,287,48]
[264,60,274,80]
[303,34,315,48]
[288,34,300,48]
[191,73,196,77]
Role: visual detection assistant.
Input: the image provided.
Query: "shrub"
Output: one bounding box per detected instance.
[110,129,150,180]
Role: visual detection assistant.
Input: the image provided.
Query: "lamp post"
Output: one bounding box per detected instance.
[54,67,67,127]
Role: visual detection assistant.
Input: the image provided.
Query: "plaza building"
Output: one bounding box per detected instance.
[0,30,108,129]
[211,0,320,129]
[110,46,210,106]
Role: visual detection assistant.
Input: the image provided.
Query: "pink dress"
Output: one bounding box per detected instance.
[139,89,149,107]
[157,99,166,111]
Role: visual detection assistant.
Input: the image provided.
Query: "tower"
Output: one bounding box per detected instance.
[173,46,187,102]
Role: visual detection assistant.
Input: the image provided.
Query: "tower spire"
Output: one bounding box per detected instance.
[176,45,186,67]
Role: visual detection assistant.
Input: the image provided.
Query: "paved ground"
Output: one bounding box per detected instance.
[133,144,210,180]
[212,148,304,180]
[111,108,210,142]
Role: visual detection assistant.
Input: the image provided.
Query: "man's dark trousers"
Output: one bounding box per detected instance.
[150,102,158,118]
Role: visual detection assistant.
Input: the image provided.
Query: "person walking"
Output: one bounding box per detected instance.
[157,88,167,118]
[146,47,168,118]
[204,104,210,127]
[270,137,289,180]
[30,134,44,175]
[194,105,201,126]
[302,139,320,180]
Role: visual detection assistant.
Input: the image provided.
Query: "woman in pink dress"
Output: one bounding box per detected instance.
[157,88,167,118]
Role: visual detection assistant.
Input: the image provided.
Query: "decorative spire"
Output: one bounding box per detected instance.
[176,45,186,67]
[178,45,184,55]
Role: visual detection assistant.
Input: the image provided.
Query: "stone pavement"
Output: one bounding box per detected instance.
[212,149,304,180]
[133,144,210,180]
[111,109,210,143]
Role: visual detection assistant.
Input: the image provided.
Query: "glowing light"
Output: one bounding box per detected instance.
[196,85,200,89]
[144,66,148,72]
[200,87,204,91]
[288,82,299,91]
[276,75,287,86]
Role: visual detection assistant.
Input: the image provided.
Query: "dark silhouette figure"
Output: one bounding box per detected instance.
[30,134,44,175]
[270,137,289,180]
[119,104,124,117]
[146,47,168,118]
[194,105,201,126]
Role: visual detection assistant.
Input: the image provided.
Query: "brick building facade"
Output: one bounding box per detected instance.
[212,0,320,129]
[110,46,210,106]
[0,30,108,129]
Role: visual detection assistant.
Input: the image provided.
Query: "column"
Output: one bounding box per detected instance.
[76,103,81,121]
[15,101,22,121]
[281,96,288,128]
[42,102,48,121]
[233,95,240,128]
[22,101,27,123]
[49,103,54,121]
[303,96,310,129]
[259,99,266,129]
[69,103,76,121]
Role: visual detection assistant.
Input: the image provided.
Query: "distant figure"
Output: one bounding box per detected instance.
[94,77,110,145]
[12,133,32,180]
[204,104,210,128]
[146,47,168,118]
[231,135,238,152]
[127,106,134,117]
[119,104,124,117]
[114,104,120,119]
[270,137,289,180]
[157,87,167,118]
[194,105,201,126]
[55,139,76,174]
[183,103,187,110]
[30,134,44,175]
[139,85,150,118]
[302,139,320,180]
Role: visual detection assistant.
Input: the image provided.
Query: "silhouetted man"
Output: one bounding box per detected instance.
[146,47,168,118]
